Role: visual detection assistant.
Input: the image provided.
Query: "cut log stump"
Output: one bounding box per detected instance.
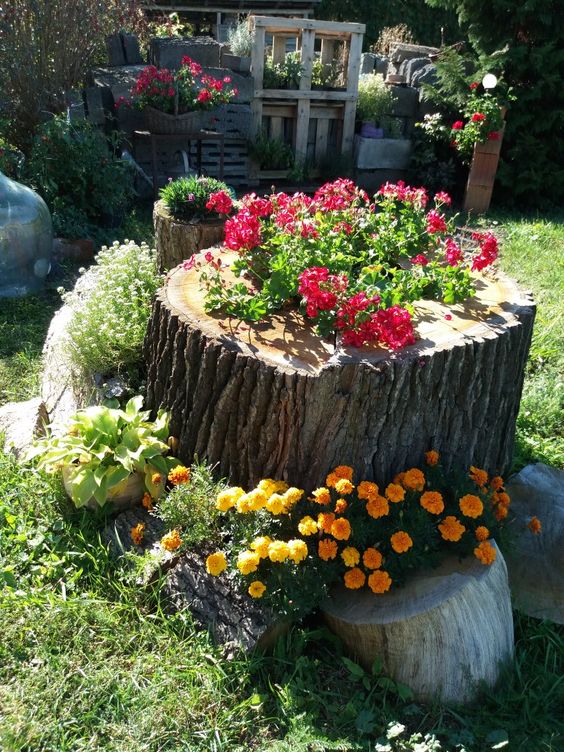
[322,543,514,704]
[144,251,534,490]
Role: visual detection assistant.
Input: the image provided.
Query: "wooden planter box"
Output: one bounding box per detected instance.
[463,115,506,214]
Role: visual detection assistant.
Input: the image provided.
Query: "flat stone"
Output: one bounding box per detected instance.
[361,53,377,74]
[505,463,564,624]
[354,136,412,170]
[402,57,430,87]
[411,63,438,89]
[390,43,439,64]
[0,398,48,458]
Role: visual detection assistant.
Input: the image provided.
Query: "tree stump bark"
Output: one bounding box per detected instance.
[153,200,226,273]
[322,543,514,704]
[144,251,534,490]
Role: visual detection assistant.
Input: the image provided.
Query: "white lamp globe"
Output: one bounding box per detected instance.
[482,73,498,90]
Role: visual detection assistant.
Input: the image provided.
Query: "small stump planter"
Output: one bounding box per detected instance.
[153,200,226,273]
[144,250,534,490]
[322,543,514,704]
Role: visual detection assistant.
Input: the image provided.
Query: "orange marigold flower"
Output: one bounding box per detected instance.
[495,491,511,507]
[390,530,413,553]
[333,465,354,481]
[393,472,406,486]
[368,569,392,594]
[142,492,154,511]
[494,503,508,521]
[318,538,338,560]
[403,468,425,491]
[438,515,466,542]
[298,515,318,536]
[335,498,348,514]
[475,526,490,542]
[469,465,488,488]
[425,450,440,466]
[459,494,484,518]
[317,512,335,534]
[248,580,266,598]
[385,483,405,503]
[331,517,351,541]
[312,487,331,505]
[474,540,496,565]
[161,529,182,551]
[357,480,379,501]
[366,495,389,518]
[151,472,162,485]
[344,567,366,589]
[341,546,360,567]
[326,472,339,488]
[206,551,227,576]
[528,516,542,534]
[335,478,354,496]
[168,465,191,486]
[362,547,383,569]
[420,490,444,515]
[490,476,504,491]
[130,522,145,546]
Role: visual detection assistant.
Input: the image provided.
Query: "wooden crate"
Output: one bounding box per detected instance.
[250,15,365,168]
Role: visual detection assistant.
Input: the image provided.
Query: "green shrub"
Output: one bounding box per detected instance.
[356,74,396,126]
[159,175,233,221]
[61,240,160,376]
[248,132,295,170]
[227,20,254,57]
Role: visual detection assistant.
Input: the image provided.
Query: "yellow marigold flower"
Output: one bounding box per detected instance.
[333,465,354,481]
[287,539,308,564]
[341,546,360,567]
[403,468,425,491]
[311,487,331,505]
[216,487,244,512]
[248,580,266,598]
[390,531,413,554]
[474,540,496,565]
[250,536,273,559]
[335,498,348,514]
[317,512,335,534]
[151,472,162,485]
[284,487,304,506]
[265,493,286,515]
[318,538,338,560]
[528,516,542,534]
[325,472,339,488]
[425,450,439,466]
[368,569,392,594]
[161,529,182,551]
[142,492,154,511]
[130,522,145,546]
[268,540,289,562]
[494,503,508,521]
[237,550,260,575]
[298,515,318,536]
[236,493,254,514]
[459,494,484,518]
[393,472,406,486]
[330,517,351,541]
[385,483,405,503]
[258,478,277,496]
[366,495,389,519]
[206,551,227,576]
[357,480,379,501]
[274,480,289,493]
[245,488,268,511]
[438,515,466,542]
[363,547,383,570]
[168,465,191,486]
[335,478,354,496]
[469,465,488,488]
[475,526,489,542]
[490,476,504,491]
[420,490,444,515]
[344,567,366,589]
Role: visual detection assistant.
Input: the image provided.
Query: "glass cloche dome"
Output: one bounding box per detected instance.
[0,170,53,297]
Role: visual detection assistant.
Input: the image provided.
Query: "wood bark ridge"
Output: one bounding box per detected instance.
[144,251,535,490]
[153,200,226,273]
[322,543,514,704]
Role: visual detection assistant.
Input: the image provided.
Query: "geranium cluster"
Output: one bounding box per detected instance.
[200,178,500,350]
[450,82,505,162]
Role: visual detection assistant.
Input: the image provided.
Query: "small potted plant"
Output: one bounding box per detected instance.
[224,20,254,74]
[356,73,397,138]
[155,174,236,271]
[26,396,180,510]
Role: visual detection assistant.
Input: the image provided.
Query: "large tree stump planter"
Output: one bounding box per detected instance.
[144,251,534,490]
[153,200,226,273]
[322,543,514,704]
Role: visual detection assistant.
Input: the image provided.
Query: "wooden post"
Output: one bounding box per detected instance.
[463,113,506,214]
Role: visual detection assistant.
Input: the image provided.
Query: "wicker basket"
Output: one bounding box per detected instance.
[144,106,204,135]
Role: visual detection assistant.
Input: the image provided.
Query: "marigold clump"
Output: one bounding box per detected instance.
[287,539,308,564]
[335,498,348,514]
[250,536,273,558]
[331,517,352,541]
[475,526,490,542]
[248,580,266,598]
[268,540,290,562]
[390,530,413,553]
[368,569,392,594]
[459,494,484,518]
[142,492,154,511]
[298,515,318,536]
[341,546,360,567]
[438,515,466,542]
[335,478,354,496]
[265,492,286,515]
[366,495,389,518]
[420,490,444,515]
[490,476,504,491]
[344,567,366,589]
[357,480,379,500]
[237,550,260,574]
[474,540,496,565]
[318,538,338,560]
[385,483,405,503]
[363,547,383,569]
[312,487,331,505]
[161,529,182,551]
[528,516,542,534]
[216,486,244,511]
[425,450,439,466]
[206,551,227,576]
[168,465,191,485]
[469,465,488,488]
[402,468,425,491]
[130,522,145,546]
